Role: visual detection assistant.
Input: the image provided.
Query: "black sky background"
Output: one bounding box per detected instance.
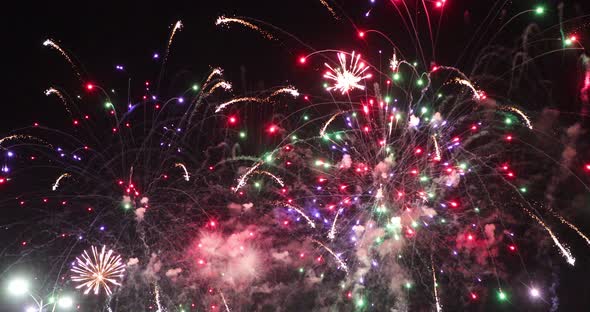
[2,0,590,310]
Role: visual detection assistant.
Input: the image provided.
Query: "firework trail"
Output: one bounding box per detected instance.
[327,208,342,240]
[45,87,72,115]
[318,0,340,20]
[522,207,575,265]
[432,257,442,312]
[0,135,47,147]
[453,77,482,100]
[214,87,299,113]
[432,135,441,161]
[255,170,284,187]
[324,51,372,94]
[234,162,262,192]
[284,203,316,229]
[554,214,590,246]
[175,163,190,181]
[154,283,163,312]
[216,16,274,40]
[43,39,81,79]
[163,20,183,66]
[201,81,233,99]
[71,246,126,296]
[52,173,71,191]
[220,291,231,312]
[503,106,533,129]
[314,240,348,273]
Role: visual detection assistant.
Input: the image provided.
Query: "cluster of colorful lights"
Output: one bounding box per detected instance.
[2,1,590,311]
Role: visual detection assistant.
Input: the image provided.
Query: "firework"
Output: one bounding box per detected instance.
[318,0,339,20]
[71,246,126,296]
[4,2,590,311]
[43,39,81,79]
[175,163,190,181]
[215,16,274,40]
[314,240,348,273]
[284,202,316,229]
[45,87,72,115]
[324,52,372,94]
[52,173,71,191]
[214,87,299,113]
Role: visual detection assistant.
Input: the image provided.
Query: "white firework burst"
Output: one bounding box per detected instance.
[324,51,372,94]
[71,245,126,296]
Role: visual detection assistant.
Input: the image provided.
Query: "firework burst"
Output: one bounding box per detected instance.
[71,246,126,296]
[324,51,372,94]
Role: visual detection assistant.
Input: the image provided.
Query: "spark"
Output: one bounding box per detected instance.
[234,162,262,192]
[175,163,190,181]
[204,67,224,85]
[432,135,441,161]
[390,53,399,72]
[163,20,183,65]
[284,203,316,229]
[215,87,299,113]
[503,106,533,129]
[154,283,162,312]
[453,78,482,100]
[432,257,442,312]
[255,170,284,187]
[523,207,575,265]
[71,245,126,296]
[202,81,232,98]
[318,0,339,20]
[554,214,590,246]
[220,291,231,312]
[314,240,348,273]
[216,16,274,40]
[45,87,72,115]
[320,112,345,138]
[327,209,342,240]
[52,173,71,191]
[0,135,47,146]
[324,52,372,94]
[43,39,81,79]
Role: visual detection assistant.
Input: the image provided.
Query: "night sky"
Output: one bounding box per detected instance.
[2,0,590,311]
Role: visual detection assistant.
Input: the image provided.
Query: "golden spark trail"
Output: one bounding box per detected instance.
[203,81,232,98]
[320,112,345,138]
[255,170,284,187]
[0,135,47,147]
[554,214,590,246]
[314,240,348,273]
[503,106,533,129]
[45,87,72,115]
[318,0,339,20]
[453,78,482,100]
[163,20,183,64]
[43,39,81,79]
[234,162,262,192]
[216,16,275,40]
[523,207,575,265]
[52,173,71,191]
[175,163,190,181]
[215,87,299,113]
[284,203,316,229]
[204,67,224,85]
